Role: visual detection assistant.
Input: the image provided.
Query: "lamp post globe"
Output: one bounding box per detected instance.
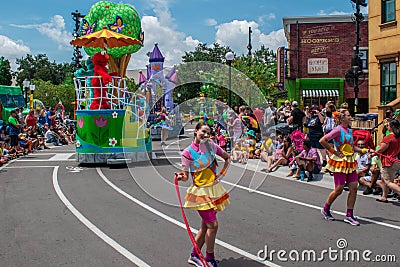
[225,51,234,62]
[23,79,30,107]
[225,52,234,107]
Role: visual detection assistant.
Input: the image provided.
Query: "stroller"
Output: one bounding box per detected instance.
[267,123,295,137]
[290,130,306,154]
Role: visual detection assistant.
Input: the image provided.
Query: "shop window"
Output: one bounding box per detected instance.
[380,61,397,105]
[382,0,396,23]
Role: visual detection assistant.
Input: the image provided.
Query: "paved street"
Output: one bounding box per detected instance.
[1,131,399,267]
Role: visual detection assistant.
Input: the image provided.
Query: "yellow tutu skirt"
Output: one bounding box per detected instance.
[184,183,230,211]
[326,154,357,174]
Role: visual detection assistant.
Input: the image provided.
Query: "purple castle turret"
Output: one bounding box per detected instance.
[149,43,164,75]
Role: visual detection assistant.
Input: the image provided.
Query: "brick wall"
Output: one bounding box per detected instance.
[288,20,368,98]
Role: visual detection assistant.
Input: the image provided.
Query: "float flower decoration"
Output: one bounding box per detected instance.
[94,115,109,128]
[109,137,117,147]
[78,118,85,128]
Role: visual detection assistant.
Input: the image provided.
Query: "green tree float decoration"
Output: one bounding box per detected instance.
[81,1,143,77]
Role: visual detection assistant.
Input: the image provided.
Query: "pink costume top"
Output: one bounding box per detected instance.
[181,141,230,211]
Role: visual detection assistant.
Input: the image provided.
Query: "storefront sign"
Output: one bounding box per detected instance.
[277,46,286,85]
[308,58,328,74]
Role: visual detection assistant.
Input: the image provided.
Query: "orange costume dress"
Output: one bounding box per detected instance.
[183,142,230,211]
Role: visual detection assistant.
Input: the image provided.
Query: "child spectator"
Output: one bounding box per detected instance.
[293,139,322,181]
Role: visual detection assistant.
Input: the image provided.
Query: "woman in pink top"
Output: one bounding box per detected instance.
[177,122,230,267]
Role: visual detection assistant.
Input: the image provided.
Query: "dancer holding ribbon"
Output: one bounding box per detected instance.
[176,122,230,267]
[319,109,366,226]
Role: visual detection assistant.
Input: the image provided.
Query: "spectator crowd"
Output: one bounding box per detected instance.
[0,107,76,166]
[195,100,400,202]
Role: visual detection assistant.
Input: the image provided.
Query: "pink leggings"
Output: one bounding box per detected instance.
[333,171,358,186]
[198,209,217,225]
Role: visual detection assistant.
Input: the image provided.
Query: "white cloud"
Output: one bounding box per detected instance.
[258,13,276,25]
[126,0,201,70]
[0,35,31,69]
[10,15,71,51]
[318,10,349,16]
[0,35,31,57]
[205,18,217,26]
[215,20,287,56]
[127,15,200,70]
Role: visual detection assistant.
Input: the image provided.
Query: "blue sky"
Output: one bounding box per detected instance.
[0,0,366,70]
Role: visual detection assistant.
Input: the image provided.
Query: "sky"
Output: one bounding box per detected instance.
[0,0,368,71]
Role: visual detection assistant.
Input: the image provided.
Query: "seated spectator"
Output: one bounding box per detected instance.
[45,126,61,146]
[66,124,76,143]
[354,140,373,194]
[240,139,250,164]
[256,133,273,162]
[263,136,293,172]
[231,141,243,163]
[293,139,322,181]
[0,141,8,165]
[18,132,32,154]
[362,154,382,195]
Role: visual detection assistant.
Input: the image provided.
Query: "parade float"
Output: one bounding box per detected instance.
[138,43,183,139]
[71,1,151,164]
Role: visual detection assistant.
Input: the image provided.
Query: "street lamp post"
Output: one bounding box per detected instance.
[225,52,234,107]
[23,78,30,107]
[71,10,85,70]
[29,83,35,110]
[351,0,367,113]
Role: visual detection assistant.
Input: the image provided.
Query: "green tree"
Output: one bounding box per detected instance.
[231,46,278,106]
[179,43,234,103]
[16,54,74,86]
[0,57,13,85]
[182,43,233,63]
[32,79,75,113]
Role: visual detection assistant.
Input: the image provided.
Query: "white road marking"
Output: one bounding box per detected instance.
[221,180,400,231]
[66,166,85,173]
[146,162,400,231]
[49,153,75,161]
[5,166,56,168]
[96,168,279,267]
[52,167,151,267]
[19,159,76,162]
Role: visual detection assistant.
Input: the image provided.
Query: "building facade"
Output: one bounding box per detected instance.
[282,15,369,112]
[368,0,400,118]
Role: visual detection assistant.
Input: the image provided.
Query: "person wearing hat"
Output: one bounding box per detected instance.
[287,101,305,132]
[245,130,257,159]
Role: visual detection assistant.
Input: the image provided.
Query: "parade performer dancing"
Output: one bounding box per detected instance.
[151,107,173,146]
[176,122,230,267]
[319,109,364,226]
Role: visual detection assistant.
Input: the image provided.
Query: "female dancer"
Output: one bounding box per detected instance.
[177,122,230,267]
[319,109,365,226]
